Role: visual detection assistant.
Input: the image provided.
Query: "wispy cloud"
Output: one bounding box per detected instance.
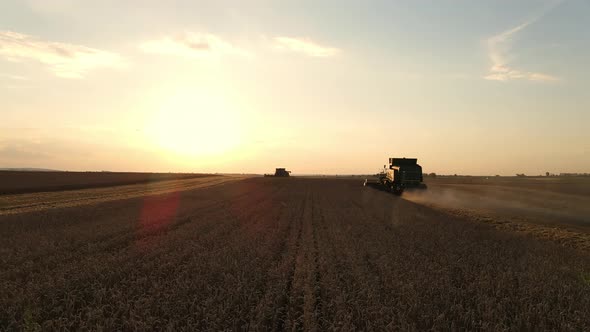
[0,73,28,81]
[139,32,249,58]
[272,37,340,57]
[0,30,123,79]
[484,2,562,82]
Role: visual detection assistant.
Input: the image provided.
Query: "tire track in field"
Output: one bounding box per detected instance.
[310,189,338,327]
[275,186,307,331]
[309,191,324,331]
[313,183,406,328]
[249,184,306,330]
[284,187,324,331]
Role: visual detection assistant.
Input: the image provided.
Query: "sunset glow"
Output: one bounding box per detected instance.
[145,89,243,158]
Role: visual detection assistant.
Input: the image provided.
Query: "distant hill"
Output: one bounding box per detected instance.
[0,168,62,172]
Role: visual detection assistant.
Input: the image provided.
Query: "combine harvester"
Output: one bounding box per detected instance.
[264,168,291,177]
[364,158,426,195]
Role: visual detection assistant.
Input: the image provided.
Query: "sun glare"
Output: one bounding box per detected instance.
[144,89,243,160]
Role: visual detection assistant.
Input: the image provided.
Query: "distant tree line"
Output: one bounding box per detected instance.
[423,172,590,178]
[520,172,590,177]
[517,173,590,177]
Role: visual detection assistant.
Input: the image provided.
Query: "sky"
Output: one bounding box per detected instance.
[0,0,588,175]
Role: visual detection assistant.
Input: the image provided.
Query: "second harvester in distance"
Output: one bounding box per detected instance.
[364,157,427,195]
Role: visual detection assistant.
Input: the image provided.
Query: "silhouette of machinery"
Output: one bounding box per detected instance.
[273,168,291,177]
[364,157,426,195]
[264,168,291,177]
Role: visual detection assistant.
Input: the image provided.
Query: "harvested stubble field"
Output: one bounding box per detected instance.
[1,175,590,330]
[0,171,215,195]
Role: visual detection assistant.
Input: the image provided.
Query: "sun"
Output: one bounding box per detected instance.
[145,89,243,158]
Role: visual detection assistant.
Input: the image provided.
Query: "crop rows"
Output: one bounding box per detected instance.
[1,178,589,330]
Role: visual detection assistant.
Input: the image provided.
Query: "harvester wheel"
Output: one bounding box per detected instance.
[391,184,403,195]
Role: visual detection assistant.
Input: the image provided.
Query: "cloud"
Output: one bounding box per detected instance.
[272,37,340,57]
[484,2,562,82]
[0,30,123,79]
[0,73,28,80]
[25,0,76,14]
[139,32,249,58]
[0,74,30,89]
[0,141,54,162]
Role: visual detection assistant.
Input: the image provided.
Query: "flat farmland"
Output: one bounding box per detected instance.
[0,171,217,195]
[410,176,590,250]
[0,174,247,215]
[1,177,590,330]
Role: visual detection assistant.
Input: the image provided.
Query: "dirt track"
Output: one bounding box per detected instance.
[1,177,589,330]
[0,175,247,215]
